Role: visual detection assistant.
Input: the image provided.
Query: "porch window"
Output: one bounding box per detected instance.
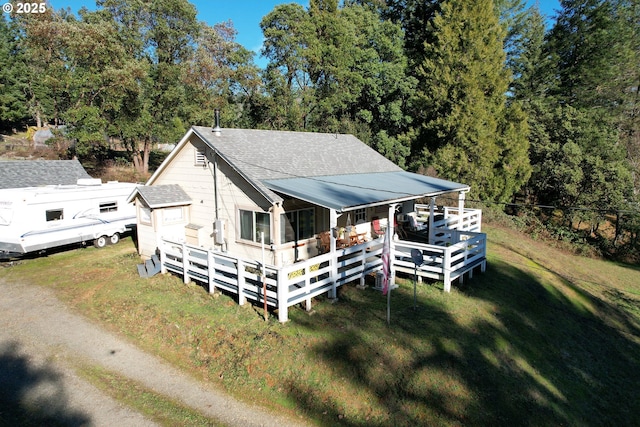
[239,209,271,243]
[354,208,366,224]
[280,208,315,243]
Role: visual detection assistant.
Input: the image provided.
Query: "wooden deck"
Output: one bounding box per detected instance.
[159,226,486,322]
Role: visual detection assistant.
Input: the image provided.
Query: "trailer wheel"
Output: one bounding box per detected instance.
[109,233,120,245]
[94,236,108,248]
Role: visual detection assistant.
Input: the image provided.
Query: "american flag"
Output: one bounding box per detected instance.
[381,229,390,295]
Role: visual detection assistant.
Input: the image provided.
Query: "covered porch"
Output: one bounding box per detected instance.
[264,170,479,255]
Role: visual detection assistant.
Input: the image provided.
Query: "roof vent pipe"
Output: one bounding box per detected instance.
[213,109,221,136]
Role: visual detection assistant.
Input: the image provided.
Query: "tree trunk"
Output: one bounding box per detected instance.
[132,152,143,174]
[142,137,151,175]
[613,212,622,248]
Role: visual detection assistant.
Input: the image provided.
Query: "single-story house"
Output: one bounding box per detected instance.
[128,125,474,264]
[127,124,486,320]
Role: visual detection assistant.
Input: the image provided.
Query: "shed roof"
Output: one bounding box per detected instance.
[127,184,192,209]
[0,159,92,189]
[264,171,469,213]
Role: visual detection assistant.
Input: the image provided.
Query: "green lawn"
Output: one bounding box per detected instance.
[2,224,639,426]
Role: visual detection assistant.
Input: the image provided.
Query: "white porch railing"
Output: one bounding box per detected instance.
[158,231,485,322]
[394,231,487,292]
[415,204,482,245]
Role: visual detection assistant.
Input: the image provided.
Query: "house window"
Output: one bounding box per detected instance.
[280,208,315,243]
[195,148,206,166]
[354,208,366,224]
[140,206,152,225]
[99,201,118,213]
[163,207,184,224]
[46,209,63,222]
[239,209,270,243]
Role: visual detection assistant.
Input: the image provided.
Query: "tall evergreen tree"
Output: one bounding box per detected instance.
[616,0,640,194]
[529,0,636,211]
[547,0,630,110]
[508,6,550,103]
[414,0,530,202]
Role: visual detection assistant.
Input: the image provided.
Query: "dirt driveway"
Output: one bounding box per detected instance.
[0,279,309,427]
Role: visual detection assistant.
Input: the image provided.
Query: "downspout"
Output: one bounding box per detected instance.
[212,109,224,251]
[213,150,219,222]
[213,109,221,222]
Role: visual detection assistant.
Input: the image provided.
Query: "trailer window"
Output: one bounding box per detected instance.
[46,209,63,222]
[100,201,118,213]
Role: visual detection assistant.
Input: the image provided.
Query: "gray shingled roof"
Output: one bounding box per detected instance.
[0,159,92,189]
[190,127,402,204]
[128,184,192,209]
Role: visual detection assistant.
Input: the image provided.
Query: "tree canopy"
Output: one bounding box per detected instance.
[1,0,637,221]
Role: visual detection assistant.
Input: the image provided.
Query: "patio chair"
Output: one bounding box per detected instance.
[406,212,427,232]
[318,231,331,253]
[372,218,386,238]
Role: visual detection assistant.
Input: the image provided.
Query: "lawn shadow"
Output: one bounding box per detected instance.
[286,259,640,426]
[0,340,90,427]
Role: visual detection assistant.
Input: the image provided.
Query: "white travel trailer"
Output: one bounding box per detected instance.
[0,179,138,257]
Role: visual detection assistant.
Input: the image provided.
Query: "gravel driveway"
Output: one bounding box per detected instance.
[0,279,309,427]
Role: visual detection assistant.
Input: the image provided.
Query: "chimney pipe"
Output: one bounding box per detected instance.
[213,109,221,136]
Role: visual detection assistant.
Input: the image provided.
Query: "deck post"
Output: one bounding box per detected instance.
[443,247,451,292]
[428,197,436,244]
[208,250,216,294]
[181,243,191,284]
[388,203,397,287]
[358,245,366,289]
[458,191,466,230]
[159,242,168,274]
[277,268,288,323]
[305,266,312,311]
[329,209,338,299]
[237,260,246,305]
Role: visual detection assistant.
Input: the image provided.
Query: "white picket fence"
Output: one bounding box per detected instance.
[159,231,485,322]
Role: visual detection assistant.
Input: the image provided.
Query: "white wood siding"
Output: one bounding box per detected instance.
[153,136,273,263]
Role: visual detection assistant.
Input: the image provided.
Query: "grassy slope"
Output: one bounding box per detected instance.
[1,224,639,426]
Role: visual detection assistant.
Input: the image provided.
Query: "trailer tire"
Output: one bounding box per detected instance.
[109,233,120,245]
[94,236,108,248]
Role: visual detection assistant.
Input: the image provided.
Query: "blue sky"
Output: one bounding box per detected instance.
[47,0,561,67]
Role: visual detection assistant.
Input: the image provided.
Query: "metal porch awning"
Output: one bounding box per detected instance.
[263,171,469,213]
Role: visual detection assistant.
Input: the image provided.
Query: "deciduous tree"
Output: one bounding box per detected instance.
[0,15,28,129]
